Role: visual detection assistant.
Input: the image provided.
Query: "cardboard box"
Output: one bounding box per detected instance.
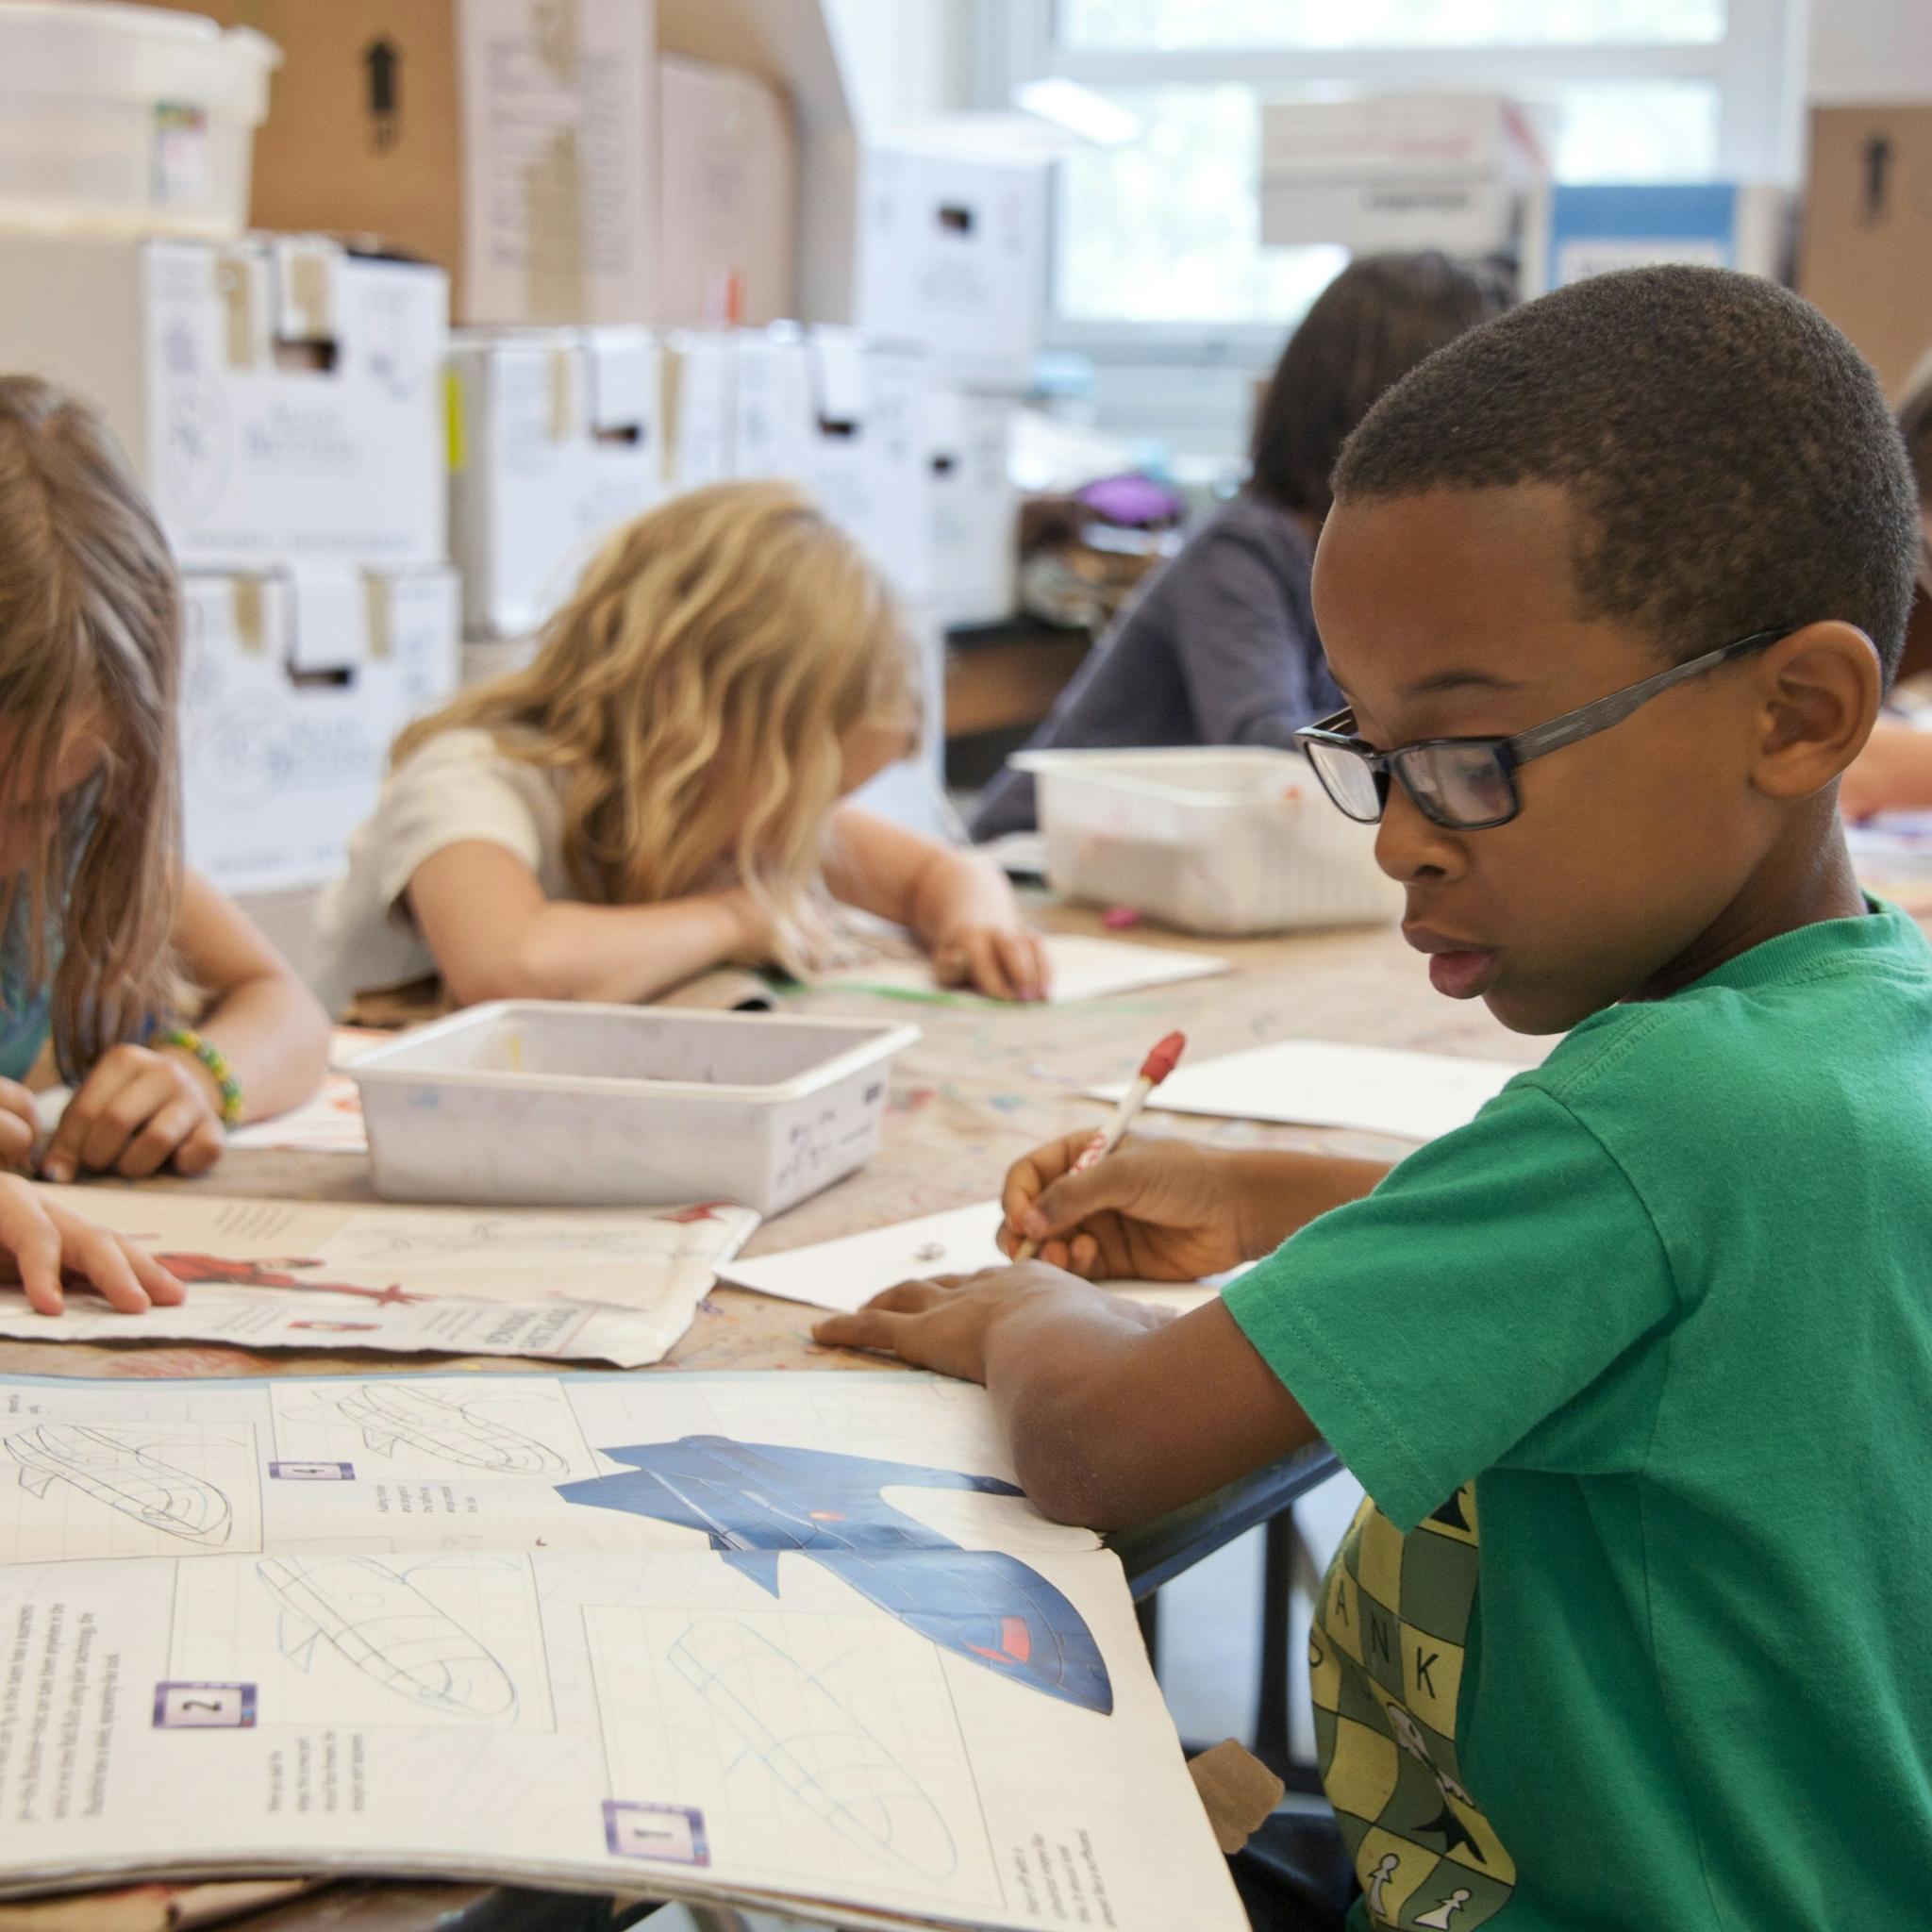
[730,325,816,480]
[658,55,795,326]
[1527,182,1790,296]
[1798,105,1932,398]
[180,566,460,892]
[142,0,656,327]
[800,143,1047,392]
[1260,92,1546,257]
[805,331,933,603]
[0,231,445,569]
[661,331,739,491]
[449,327,667,638]
[928,390,1016,626]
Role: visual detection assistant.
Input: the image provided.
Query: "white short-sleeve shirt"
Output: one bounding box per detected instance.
[310,727,570,1015]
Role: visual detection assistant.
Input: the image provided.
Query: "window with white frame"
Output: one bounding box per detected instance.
[986,0,1805,341]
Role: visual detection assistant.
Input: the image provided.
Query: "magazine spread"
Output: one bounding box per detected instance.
[0,1370,1245,1930]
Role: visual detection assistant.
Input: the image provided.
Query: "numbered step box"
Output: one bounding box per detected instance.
[153,1681,257,1729]
[603,1801,708,1865]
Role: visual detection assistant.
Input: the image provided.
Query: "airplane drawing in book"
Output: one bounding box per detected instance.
[558,1437,1113,1714]
[6,1423,233,1545]
[258,1556,517,1718]
[336,1384,570,1475]
[146,1253,426,1307]
[670,1617,958,1879]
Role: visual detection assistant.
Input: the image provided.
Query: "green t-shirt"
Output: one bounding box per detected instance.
[1224,902,1932,1932]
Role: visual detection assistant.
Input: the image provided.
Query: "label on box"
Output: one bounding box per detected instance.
[151,103,211,209]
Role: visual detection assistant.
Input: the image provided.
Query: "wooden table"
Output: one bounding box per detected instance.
[0,902,1534,1391]
[0,904,1536,1928]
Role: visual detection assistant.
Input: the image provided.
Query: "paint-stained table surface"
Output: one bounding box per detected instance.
[0,901,1534,1388]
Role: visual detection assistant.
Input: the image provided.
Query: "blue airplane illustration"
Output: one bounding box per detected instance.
[557,1435,1113,1715]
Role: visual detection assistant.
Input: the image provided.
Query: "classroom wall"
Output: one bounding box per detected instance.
[1808,0,1932,104]
[822,0,974,134]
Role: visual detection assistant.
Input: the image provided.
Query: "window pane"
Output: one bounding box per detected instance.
[1057,86,1346,324]
[1532,79,1720,180]
[1055,79,1721,324]
[1058,0,1725,49]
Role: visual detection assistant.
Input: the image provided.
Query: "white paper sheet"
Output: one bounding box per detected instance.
[1091,1037,1524,1142]
[718,1201,1239,1318]
[0,1370,1246,1931]
[820,933,1229,1006]
[1,1186,758,1368]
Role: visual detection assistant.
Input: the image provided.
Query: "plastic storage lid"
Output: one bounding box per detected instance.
[0,4,281,115]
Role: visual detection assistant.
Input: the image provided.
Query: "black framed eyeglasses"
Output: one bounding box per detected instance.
[1293,627,1791,831]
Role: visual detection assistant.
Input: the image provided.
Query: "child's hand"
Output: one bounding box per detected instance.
[41,1043,225,1185]
[1001,1130,1250,1282]
[812,1263,1105,1381]
[0,1175,187,1315]
[930,922,1051,1003]
[0,1080,36,1172]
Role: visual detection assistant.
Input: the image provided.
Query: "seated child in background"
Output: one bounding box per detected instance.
[1838,346,1932,819]
[819,268,1932,1928]
[0,376,329,1216]
[313,482,1047,1014]
[970,251,1511,841]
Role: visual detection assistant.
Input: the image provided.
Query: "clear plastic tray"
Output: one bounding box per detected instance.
[343,1003,920,1216]
[1015,745,1404,936]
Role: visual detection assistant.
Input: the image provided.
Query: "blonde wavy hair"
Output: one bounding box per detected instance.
[395,481,919,963]
[0,376,180,1078]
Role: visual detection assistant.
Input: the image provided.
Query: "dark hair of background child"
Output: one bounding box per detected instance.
[1246,250,1515,521]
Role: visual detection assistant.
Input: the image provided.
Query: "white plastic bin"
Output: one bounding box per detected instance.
[1016,746,1404,937]
[0,5,277,240]
[342,1003,920,1215]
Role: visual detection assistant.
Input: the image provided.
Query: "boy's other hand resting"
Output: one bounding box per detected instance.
[0,1175,187,1315]
[812,1264,1171,1382]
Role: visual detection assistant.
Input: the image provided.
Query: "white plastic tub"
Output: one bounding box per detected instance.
[342,1003,921,1215]
[0,5,278,240]
[1016,746,1404,936]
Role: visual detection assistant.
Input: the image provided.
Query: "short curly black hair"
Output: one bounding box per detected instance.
[1332,265,1921,681]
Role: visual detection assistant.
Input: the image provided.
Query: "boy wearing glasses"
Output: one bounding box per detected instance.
[816,266,1932,1930]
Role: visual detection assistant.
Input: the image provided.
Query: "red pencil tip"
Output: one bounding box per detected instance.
[1139,1031,1187,1086]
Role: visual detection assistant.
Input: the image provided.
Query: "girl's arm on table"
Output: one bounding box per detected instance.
[42,870,330,1181]
[824,806,1048,1001]
[407,840,770,1008]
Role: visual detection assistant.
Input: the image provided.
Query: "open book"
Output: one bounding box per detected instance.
[0,1370,1245,1931]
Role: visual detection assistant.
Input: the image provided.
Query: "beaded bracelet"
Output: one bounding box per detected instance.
[155,1026,245,1128]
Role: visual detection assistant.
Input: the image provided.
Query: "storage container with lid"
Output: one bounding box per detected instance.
[0,4,278,239]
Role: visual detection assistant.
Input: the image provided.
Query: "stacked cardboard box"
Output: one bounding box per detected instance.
[0,229,457,896]
[139,0,660,328]
[448,327,666,644]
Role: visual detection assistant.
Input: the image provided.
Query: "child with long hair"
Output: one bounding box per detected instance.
[0,375,329,1307]
[314,481,1047,1013]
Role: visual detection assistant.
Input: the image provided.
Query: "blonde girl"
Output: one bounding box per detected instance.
[0,376,329,1309]
[313,482,1046,1013]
